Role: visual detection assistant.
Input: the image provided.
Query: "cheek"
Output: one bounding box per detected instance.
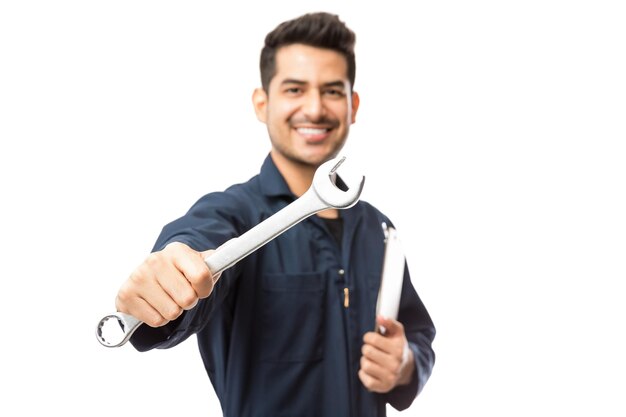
[326,102,350,122]
[270,100,299,121]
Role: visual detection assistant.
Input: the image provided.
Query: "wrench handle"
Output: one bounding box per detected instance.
[205,189,325,274]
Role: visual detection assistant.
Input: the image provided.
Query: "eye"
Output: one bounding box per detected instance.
[323,88,345,98]
[284,87,303,95]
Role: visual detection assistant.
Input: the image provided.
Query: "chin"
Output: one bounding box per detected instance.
[276,142,343,167]
[303,149,341,166]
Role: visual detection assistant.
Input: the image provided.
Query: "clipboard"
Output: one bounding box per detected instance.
[375,223,406,334]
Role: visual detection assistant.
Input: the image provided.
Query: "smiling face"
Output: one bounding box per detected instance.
[253,43,360,169]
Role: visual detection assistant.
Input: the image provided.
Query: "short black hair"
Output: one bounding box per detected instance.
[260,12,356,92]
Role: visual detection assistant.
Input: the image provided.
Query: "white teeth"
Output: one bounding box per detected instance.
[297,127,328,135]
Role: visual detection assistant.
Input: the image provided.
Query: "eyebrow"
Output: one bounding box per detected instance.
[280,79,347,89]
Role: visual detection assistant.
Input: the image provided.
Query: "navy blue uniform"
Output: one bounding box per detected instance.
[131,155,435,417]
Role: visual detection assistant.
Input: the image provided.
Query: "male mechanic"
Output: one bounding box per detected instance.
[115,12,435,417]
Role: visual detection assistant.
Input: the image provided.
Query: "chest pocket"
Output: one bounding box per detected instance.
[260,271,326,362]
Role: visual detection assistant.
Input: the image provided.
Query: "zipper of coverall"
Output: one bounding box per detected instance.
[319,215,356,416]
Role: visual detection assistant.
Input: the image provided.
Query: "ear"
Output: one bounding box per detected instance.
[252,88,268,123]
[350,91,360,124]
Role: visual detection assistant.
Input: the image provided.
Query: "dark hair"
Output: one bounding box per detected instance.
[260,12,356,92]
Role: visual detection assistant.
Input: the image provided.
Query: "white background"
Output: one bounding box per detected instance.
[1,1,625,416]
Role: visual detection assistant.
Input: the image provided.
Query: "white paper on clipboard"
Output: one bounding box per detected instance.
[375,223,406,330]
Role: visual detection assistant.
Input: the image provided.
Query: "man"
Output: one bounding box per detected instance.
[115,12,435,416]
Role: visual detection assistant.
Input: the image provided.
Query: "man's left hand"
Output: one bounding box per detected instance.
[358,316,415,393]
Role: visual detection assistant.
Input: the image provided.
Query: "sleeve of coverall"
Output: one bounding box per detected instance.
[129,190,250,352]
[384,262,436,411]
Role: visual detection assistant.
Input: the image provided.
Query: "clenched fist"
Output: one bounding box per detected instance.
[358,316,414,393]
[115,242,218,328]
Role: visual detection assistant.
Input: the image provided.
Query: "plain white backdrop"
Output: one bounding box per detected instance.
[1,1,624,416]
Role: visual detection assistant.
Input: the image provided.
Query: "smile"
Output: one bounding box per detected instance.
[296,127,331,135]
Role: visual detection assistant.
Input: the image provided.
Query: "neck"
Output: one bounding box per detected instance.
[270,150,315,197]
[270,150,339,219]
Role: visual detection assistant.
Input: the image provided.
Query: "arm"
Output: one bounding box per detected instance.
[359,263,436,410]
[117,191,250,351]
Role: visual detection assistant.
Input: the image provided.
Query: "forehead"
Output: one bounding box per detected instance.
[272,43,349,86]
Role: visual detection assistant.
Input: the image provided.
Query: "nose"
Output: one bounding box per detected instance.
[301,90,325,121]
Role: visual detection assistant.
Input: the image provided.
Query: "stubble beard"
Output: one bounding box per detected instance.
[269,116,347,169]
[270,132,347,169]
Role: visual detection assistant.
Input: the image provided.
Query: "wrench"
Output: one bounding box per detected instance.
[96,155,365,347]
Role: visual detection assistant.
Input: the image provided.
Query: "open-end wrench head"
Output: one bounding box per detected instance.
[312,156,365,209]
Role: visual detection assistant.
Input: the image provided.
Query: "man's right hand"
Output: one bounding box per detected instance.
[115,242,217,328]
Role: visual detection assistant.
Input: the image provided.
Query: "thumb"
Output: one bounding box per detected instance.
[201,249,222,283]
[376,316,404,337]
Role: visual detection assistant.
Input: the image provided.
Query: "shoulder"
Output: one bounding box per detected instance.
[186,174,264,224]
[354,200,393,226]
[154,175,263,249]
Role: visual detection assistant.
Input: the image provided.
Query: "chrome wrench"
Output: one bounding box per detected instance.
[96,155,365,347]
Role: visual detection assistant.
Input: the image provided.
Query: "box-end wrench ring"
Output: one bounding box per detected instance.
[96,156,365,347]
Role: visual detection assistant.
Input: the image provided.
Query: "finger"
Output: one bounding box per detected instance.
[361,343,400,374]
[116,265,159,318]
[140,256,187,322]
[116,269,179,328]
[363,331,395,353]
[360,355,395,382]
[359,369,389,394]
[139,275,185,324]
[137,249,193,319]
[358,369,384,392]
[155,258,199,310]
[167,244,214,298]
[124,296,171,328]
